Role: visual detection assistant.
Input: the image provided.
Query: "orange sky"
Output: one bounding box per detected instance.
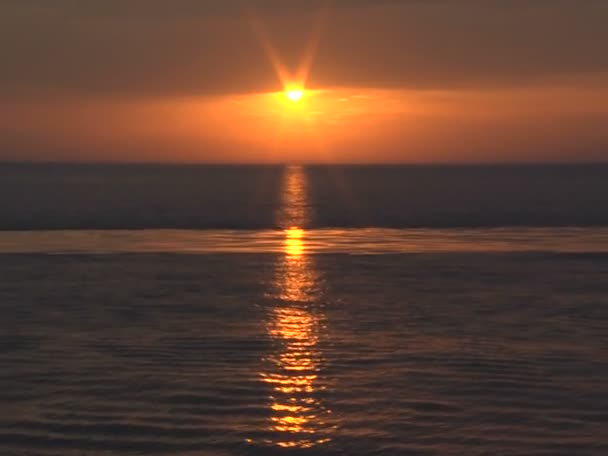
[1,1,608,163]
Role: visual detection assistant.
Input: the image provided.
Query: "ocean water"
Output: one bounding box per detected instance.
[1,164,607,455]
[1,163,608,230]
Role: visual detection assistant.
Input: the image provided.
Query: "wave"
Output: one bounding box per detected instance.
[1,227,608,255]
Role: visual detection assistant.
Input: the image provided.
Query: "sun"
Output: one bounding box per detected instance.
[286,89,305,102]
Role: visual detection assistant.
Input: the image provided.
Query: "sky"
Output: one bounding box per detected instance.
[1,0,608,163]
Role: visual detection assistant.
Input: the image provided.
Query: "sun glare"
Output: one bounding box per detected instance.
[286,89,305,102]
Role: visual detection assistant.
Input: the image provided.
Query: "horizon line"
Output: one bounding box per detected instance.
[1,160,608,167]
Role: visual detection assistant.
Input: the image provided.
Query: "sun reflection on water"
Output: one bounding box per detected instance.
[258,165,333,449]
[285,227,305,258]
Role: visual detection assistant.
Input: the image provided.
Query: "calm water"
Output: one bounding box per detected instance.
[2,163,608,230]
[1,165,607,455]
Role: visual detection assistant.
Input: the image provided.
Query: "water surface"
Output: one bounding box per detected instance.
[1,165,607,455]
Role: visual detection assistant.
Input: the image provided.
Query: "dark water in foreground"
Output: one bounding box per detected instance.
[2,252,608,455]
[1,165,607,455]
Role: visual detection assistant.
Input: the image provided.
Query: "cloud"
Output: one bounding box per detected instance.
[1,0,607,98]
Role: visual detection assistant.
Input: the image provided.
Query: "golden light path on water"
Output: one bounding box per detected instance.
[3,228,608,254]
[257,165,334,448]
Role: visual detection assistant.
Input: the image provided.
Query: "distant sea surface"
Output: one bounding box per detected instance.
[1,164,607,455]
[2,163,608,230]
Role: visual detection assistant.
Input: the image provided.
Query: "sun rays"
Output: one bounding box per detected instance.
[242,5,341,163]
[247,5,330,100]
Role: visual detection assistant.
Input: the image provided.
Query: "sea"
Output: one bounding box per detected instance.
[1,163,607,455]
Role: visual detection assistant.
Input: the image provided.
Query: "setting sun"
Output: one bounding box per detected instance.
[286,89,305,102]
